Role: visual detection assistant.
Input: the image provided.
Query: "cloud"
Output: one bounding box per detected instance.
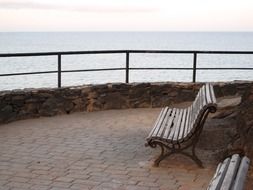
[0,1,55,10]
[0,0,158,13]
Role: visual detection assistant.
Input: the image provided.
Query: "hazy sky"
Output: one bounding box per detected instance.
[0,0,253,31]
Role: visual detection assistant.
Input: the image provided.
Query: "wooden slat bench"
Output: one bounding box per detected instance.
[146,83,217,167]
[207,154,250,190]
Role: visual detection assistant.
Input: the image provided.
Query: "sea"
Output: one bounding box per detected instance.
[0,32,253,90]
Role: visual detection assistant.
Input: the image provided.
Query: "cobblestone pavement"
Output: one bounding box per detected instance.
[0,108,247,190]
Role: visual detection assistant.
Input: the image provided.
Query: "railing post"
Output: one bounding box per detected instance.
[192,52,197,83]
[126,52,129,83]
[58,54,61,88]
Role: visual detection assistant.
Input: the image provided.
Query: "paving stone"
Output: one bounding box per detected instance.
[70,183,93,190]
[50,187,72,190]
[54,176,75,183]
[9,176,30,183]
[5,181,33,189]
[72,179,101,186]
[50,181,72,188]
[0,179,8,186]
[28,179,53,186]
[29,184,50,190]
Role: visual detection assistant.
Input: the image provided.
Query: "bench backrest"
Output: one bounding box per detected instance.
[183,83,217,140]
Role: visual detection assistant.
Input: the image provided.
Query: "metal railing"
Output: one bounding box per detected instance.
[1,50,253,88]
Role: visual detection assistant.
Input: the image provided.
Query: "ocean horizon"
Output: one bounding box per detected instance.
[1,32,253,90]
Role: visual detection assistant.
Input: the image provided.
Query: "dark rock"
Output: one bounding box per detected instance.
[151,96,171,107]
[11,95,25,107]
[167,91,178,97]
[213,84,223,98]
[0,105,16,122]
[102,92,128,109]
[178,89,195,102]
[72,98,86,111]
[110,83,129,91]
[61,88,81,99]
[37,92,53,98]
[39,97,64,116]
[25,98,40,103]
[129,98,150,108]
[88,101,103,112]
[130,84,150,99]
[64,101,74,114]
[221,83,238,96]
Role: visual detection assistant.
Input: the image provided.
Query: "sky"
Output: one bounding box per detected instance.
[0,0,253,31]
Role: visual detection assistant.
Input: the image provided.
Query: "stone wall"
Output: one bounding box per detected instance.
[0,81,252,123]
[0,81,253,159]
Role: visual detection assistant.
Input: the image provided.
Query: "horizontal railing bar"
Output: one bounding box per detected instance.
[129,50,253,54]
[2,67,253,77]
[129,67,253,70]
[62,68,125,73]
[196,68,253,70]
[129,50,196,54]
[0,51,127,57]
[1,50,253,57]
[130,68,193,70]
[196,51,253,55]
[0,71,57,77]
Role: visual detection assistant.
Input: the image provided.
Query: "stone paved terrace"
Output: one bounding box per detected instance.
[0,108,252,190]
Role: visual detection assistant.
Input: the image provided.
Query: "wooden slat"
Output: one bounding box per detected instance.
[162,108,177,139]
[157,108,173,138]
[206,83,212,104]
[198,88,205,117]
[172,109,184,141]
[200,86,205,109]
[191,101,197,125]
[194,89,201,119]
[148,107,166,138]
[151,107,169,137]
[177,109,187,141]
[201,85,207,108]
[207,162,223,190]
[166,109,178,140]
[190,103,199,134]
[232,156,250,190]
[166,109,179,140]
[209,83,217,103]
[207,157,231,190]
[186,105,193,135]
[174,109,185,140]
[167,109,181,140]
[195,89,201,119]
[182,107,191,138]
[220,154,241,190]
[197,87,202,111]
[198,88,202,110]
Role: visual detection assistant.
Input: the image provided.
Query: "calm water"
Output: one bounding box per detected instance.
[1,32,253,90]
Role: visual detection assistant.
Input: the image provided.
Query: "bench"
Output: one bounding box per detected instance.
[207,154,250,190]
[146,83,217,167]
